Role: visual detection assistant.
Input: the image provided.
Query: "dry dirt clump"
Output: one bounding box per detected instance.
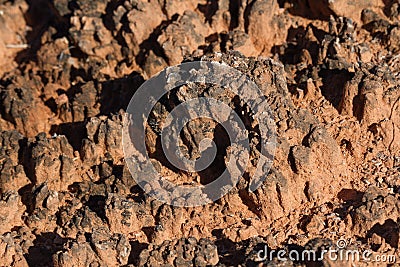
[0,0,399,266]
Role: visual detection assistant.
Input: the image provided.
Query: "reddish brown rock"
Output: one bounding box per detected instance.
[53,229,131,267]
[0,0,29,77]
[0,130,30,193]
[0,233,29,267]
[29,133,83,192]
[0,192,25,235]
[158,11,211,65]
[0,0,397,265]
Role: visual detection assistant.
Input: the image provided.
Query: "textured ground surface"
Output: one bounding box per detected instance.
[0,0,400,266]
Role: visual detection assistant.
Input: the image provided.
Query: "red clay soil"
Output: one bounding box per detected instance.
[0,0,399,266]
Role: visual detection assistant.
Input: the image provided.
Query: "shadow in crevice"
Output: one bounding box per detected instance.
[101,0,134,63]
[197,123,229,185]
[50,121,86,152]
[15,136,37,213]
[383,0,398,18]
[99,71,144,115]
[130,184,147,203]
[128,240,149,265]
[15,0,70,64]
[18,183,35,214]
[319,68,354,109]
[243,0,256,33]
[271,25,328,66]
[17,137,34,182]
[24,232,69,267]
[101,0,124,33]
[238,183,263,218]
[367,219,399,250]
[334,188,364,218]
[141,226,155,244]
[337,188,364,205]
[213,237,247,266]
[228,0,240,30]
[86,194,108,222]
[135,18,176,68]
[198,0,218,25]
[279,0,335,21]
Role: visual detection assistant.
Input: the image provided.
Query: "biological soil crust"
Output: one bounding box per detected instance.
[0,0,399,266]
